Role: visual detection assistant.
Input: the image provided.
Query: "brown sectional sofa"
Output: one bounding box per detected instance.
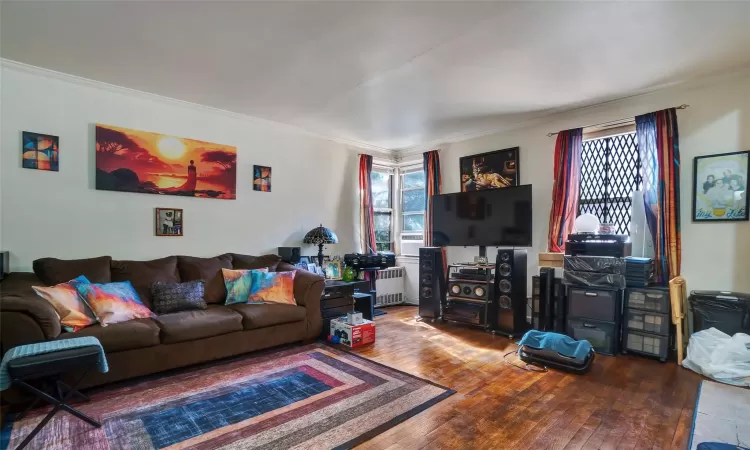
[0,253,324,389]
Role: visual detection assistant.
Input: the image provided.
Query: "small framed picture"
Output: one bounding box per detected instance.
[22,131,59,171]
[326,260,342,280]
[295,262,308,271]
[307,263,317,273]
[253,165,271,192]
[692,150,748,222]
[155,208,183,236]
[299,256,310,264]
[460,147,519,192]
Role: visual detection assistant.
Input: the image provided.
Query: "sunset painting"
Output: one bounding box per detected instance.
[95,124,237,199]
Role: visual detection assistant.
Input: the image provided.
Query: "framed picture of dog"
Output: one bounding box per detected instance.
[459,147,519,192]
[155,208,184,236]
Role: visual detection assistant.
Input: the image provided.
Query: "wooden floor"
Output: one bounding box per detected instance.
[348,306,703,450]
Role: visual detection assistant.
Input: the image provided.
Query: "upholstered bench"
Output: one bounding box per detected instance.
[0,337,108,450]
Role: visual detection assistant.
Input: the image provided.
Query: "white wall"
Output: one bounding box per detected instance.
[1,63,372,271]
[434,70,750,292]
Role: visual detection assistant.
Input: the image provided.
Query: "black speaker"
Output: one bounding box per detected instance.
[278,247,301,264]
[553,278,566,333]
[493,249,529,337]
[418,247,445,320]
[539,267,555,331]
[446,280,492,301]
[0,251,8,281]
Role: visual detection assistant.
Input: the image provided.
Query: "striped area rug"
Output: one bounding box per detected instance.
[1,344,454,449]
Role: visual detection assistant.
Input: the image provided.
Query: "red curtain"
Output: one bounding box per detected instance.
[636,108,681,283]
[424,150,447,272]
[358,154,377,254]
[547,128,583,252]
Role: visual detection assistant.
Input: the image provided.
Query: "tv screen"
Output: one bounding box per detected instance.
[432,185,532,247]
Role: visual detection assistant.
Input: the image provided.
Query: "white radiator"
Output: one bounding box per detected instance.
[374,266,406,306]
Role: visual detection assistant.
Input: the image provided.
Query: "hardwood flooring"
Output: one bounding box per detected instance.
[348,306,703,450]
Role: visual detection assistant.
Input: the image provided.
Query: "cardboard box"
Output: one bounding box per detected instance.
[330,317,376,348]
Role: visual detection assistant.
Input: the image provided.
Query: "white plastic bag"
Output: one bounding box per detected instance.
[682,327,750,386]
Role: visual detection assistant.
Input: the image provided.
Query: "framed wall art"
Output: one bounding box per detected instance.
[253,165,271,192]
[459,147,519,192]
[96,124,236,199]
[155,208,184,236]
[22,131,59,171]
[692,150,748,222]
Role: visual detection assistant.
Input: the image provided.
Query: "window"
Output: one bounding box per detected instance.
[369,165,426,255]
[371,168,393,252]
[399,167,426,256]
[578,132,642,234]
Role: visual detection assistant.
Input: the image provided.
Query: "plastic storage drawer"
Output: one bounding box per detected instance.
[622,329,668,361]
[567,288,619,322]
[566,318,618,356]
[625,309,669,336]
[625,287,670,314]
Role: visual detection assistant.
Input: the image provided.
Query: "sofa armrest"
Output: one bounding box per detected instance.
[277,262,324,338]
[1,273,62,353]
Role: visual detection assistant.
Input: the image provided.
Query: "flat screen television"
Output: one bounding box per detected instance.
[432,185,532,247]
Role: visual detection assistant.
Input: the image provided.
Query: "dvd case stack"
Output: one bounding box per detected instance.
[624,257,654,287]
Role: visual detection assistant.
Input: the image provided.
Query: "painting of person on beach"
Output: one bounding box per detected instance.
[95,124,237,199]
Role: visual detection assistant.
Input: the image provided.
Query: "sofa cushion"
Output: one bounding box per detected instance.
[153,305,243,344]
[111,256,180,308]
[56,318,160,352]
[231,254,281,272]
[177,255,232,304]
[33,256,112,285]
[151,280,207,315]
[228,303,306,330]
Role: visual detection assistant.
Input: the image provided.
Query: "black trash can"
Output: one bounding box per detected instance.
[689,290,750,336]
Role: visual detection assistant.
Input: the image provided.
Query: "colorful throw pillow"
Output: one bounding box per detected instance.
[75,281,154,326]
[151,280,207,315]
[248,270,297,305]
[222,268,268,305]
[32,275,97,332]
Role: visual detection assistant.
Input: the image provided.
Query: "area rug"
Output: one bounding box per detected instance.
[689,380,750,450]
[0,343,454,450]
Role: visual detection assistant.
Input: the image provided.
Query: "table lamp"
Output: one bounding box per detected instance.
[303,224,339,267]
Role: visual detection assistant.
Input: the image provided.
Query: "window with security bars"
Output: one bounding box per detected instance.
[578,132,642,234]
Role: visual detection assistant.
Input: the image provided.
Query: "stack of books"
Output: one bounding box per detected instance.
[624,256,654,287]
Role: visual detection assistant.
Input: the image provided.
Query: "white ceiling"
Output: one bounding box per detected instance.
[2,1,750,152]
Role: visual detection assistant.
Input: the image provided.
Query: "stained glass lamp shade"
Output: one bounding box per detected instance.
[303,224,338,267]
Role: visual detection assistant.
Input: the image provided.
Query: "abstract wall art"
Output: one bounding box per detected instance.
[22,131,59,171]
[253,165,271,192]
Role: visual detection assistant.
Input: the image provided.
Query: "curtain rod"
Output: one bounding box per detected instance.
[546,104,689,137]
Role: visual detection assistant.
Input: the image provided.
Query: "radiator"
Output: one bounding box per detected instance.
[374,266,406,306]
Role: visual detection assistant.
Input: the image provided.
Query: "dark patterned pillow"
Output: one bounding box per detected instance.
[150,280,207,315]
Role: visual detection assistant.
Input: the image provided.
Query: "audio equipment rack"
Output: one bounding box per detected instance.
[443,263,496,332]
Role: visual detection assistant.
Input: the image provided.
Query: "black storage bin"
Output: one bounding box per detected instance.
[563,256,626,274]
[566,318,618,355]
[625,287,670,314]
[562,270,626,289]
[622,329,669,361]
[567,288,620,322]
[689,291,750,336]
[625,309,669,335]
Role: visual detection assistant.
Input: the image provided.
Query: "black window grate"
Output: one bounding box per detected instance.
[578,133,642,235]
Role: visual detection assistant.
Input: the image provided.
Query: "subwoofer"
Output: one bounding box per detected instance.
[418,247,445,320]
[493,249,529,337]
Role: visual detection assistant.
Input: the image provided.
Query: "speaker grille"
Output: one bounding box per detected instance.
[498,295,512,309]
[498,263,511,277]
[421,287,433,298]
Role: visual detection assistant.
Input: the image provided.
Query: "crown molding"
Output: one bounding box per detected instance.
[0,58,392,155]
[395,64,750,157]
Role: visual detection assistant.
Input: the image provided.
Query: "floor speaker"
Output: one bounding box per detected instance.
[539,267,555,331]
[493,249,529,337]
[418,247,445,320]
